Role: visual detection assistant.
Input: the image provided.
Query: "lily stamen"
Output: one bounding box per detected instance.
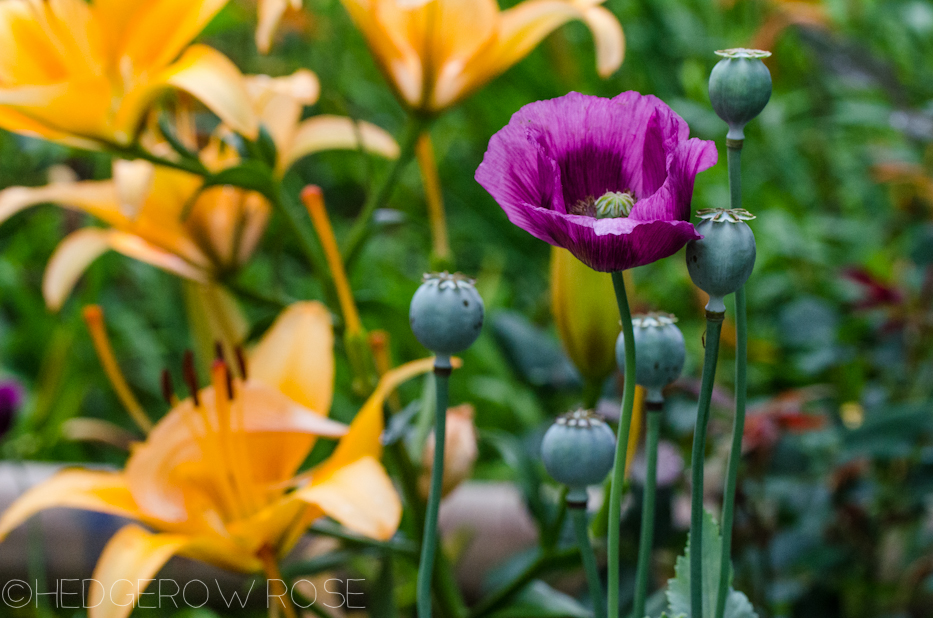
[82,305,153,434]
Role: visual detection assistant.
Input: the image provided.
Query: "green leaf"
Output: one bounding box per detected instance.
[487,581,591,618]
[203,160,276,202]
[666,510,758,618]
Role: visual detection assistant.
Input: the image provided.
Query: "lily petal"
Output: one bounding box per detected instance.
[313,356,445,480]
[256,0,303,54]
[89,525,190,618]
[43,228,208,310]
[250,301,335,414]
[125,381,348,523]
[43,228,112,311]
[158,45,259,140]
[0,469,148,541]
[0,179,120,227]
[294,456,401,540]
[282,115,400,172]
[113,159,155,219]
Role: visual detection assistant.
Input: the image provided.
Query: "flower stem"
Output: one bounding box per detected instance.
[344,115,429,265]
[259,546,298,618]
[570,501,606,618]
[716,140,748,618]
[690,311,725,618]
[608,270,637,618]
[633,402,662,618]
[418,357,451,618]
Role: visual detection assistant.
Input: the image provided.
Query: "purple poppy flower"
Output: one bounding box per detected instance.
[0,379,24,437]
[475,91,718,272]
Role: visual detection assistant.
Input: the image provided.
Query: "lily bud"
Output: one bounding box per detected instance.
[616,313,686,402]
[410,272,484,357]
[686,209,757,313]
[419,404,478,498]
[550,248,621,383]
[709,48,773,140]
[541,409,616,502]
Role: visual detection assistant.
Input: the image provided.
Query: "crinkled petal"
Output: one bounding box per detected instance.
[531,210,701,271]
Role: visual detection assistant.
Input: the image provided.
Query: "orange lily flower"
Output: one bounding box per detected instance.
[0,71,399,310]
[241,69,400,175]
[0,0,258,149]
[340,0,625,113]
[0,302,433,618]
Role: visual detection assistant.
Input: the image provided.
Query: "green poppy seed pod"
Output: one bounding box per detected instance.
[686,209,757,313]
[541,410,616,494]
[709,49,772,140]
[410,272,484,356]
[616,313,686,402]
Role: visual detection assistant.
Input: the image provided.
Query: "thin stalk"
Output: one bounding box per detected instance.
[633,405,662,618]
[344,115,429,264]
[418,359,451,618]
[690,313,725,618]
[308,521,418,556]
[608,270,638,618]
[570,504,606,618]
[273,177,329,283]
[716,138,748,618]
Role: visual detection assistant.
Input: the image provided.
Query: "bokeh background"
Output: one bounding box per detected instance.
[2,0,933,616]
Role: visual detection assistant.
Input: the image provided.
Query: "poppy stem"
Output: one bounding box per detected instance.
[715,141,748,618]
[569,501,606,618]
[608,271,637,618]
[344,114,429,266]
[633,401,663,618]
[418,357,451,618]
[690,310,725,618]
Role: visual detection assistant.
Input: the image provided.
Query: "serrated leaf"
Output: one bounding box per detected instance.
[487,580,591,618]
[666,510,758,618]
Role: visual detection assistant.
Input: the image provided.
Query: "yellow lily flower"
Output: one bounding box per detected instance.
[341,0,625,112]
[0,0,258,148]
[0,70,399,311]
[0,301,433,618]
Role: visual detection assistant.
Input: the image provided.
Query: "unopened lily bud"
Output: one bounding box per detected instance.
[420,404,478,498]
[410,272,484,357]
[616,313,686,402]
[709,48,773,140]
[686,209,757,313]
[550,248,621,382]
[0,379,25,438]
[541,409,616,502]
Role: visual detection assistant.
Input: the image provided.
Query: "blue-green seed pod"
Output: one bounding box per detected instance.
[616,313,685,402]
[709,49,772,140]
[541,409,616,491]
[686,209,757,313]
[410,272,484,356]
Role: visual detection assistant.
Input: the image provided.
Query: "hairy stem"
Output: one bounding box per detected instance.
[608,270,638,618]
[570,503,606,618]
[690,313,724,618]
[633,404,662,618]
[418,359,451,618]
